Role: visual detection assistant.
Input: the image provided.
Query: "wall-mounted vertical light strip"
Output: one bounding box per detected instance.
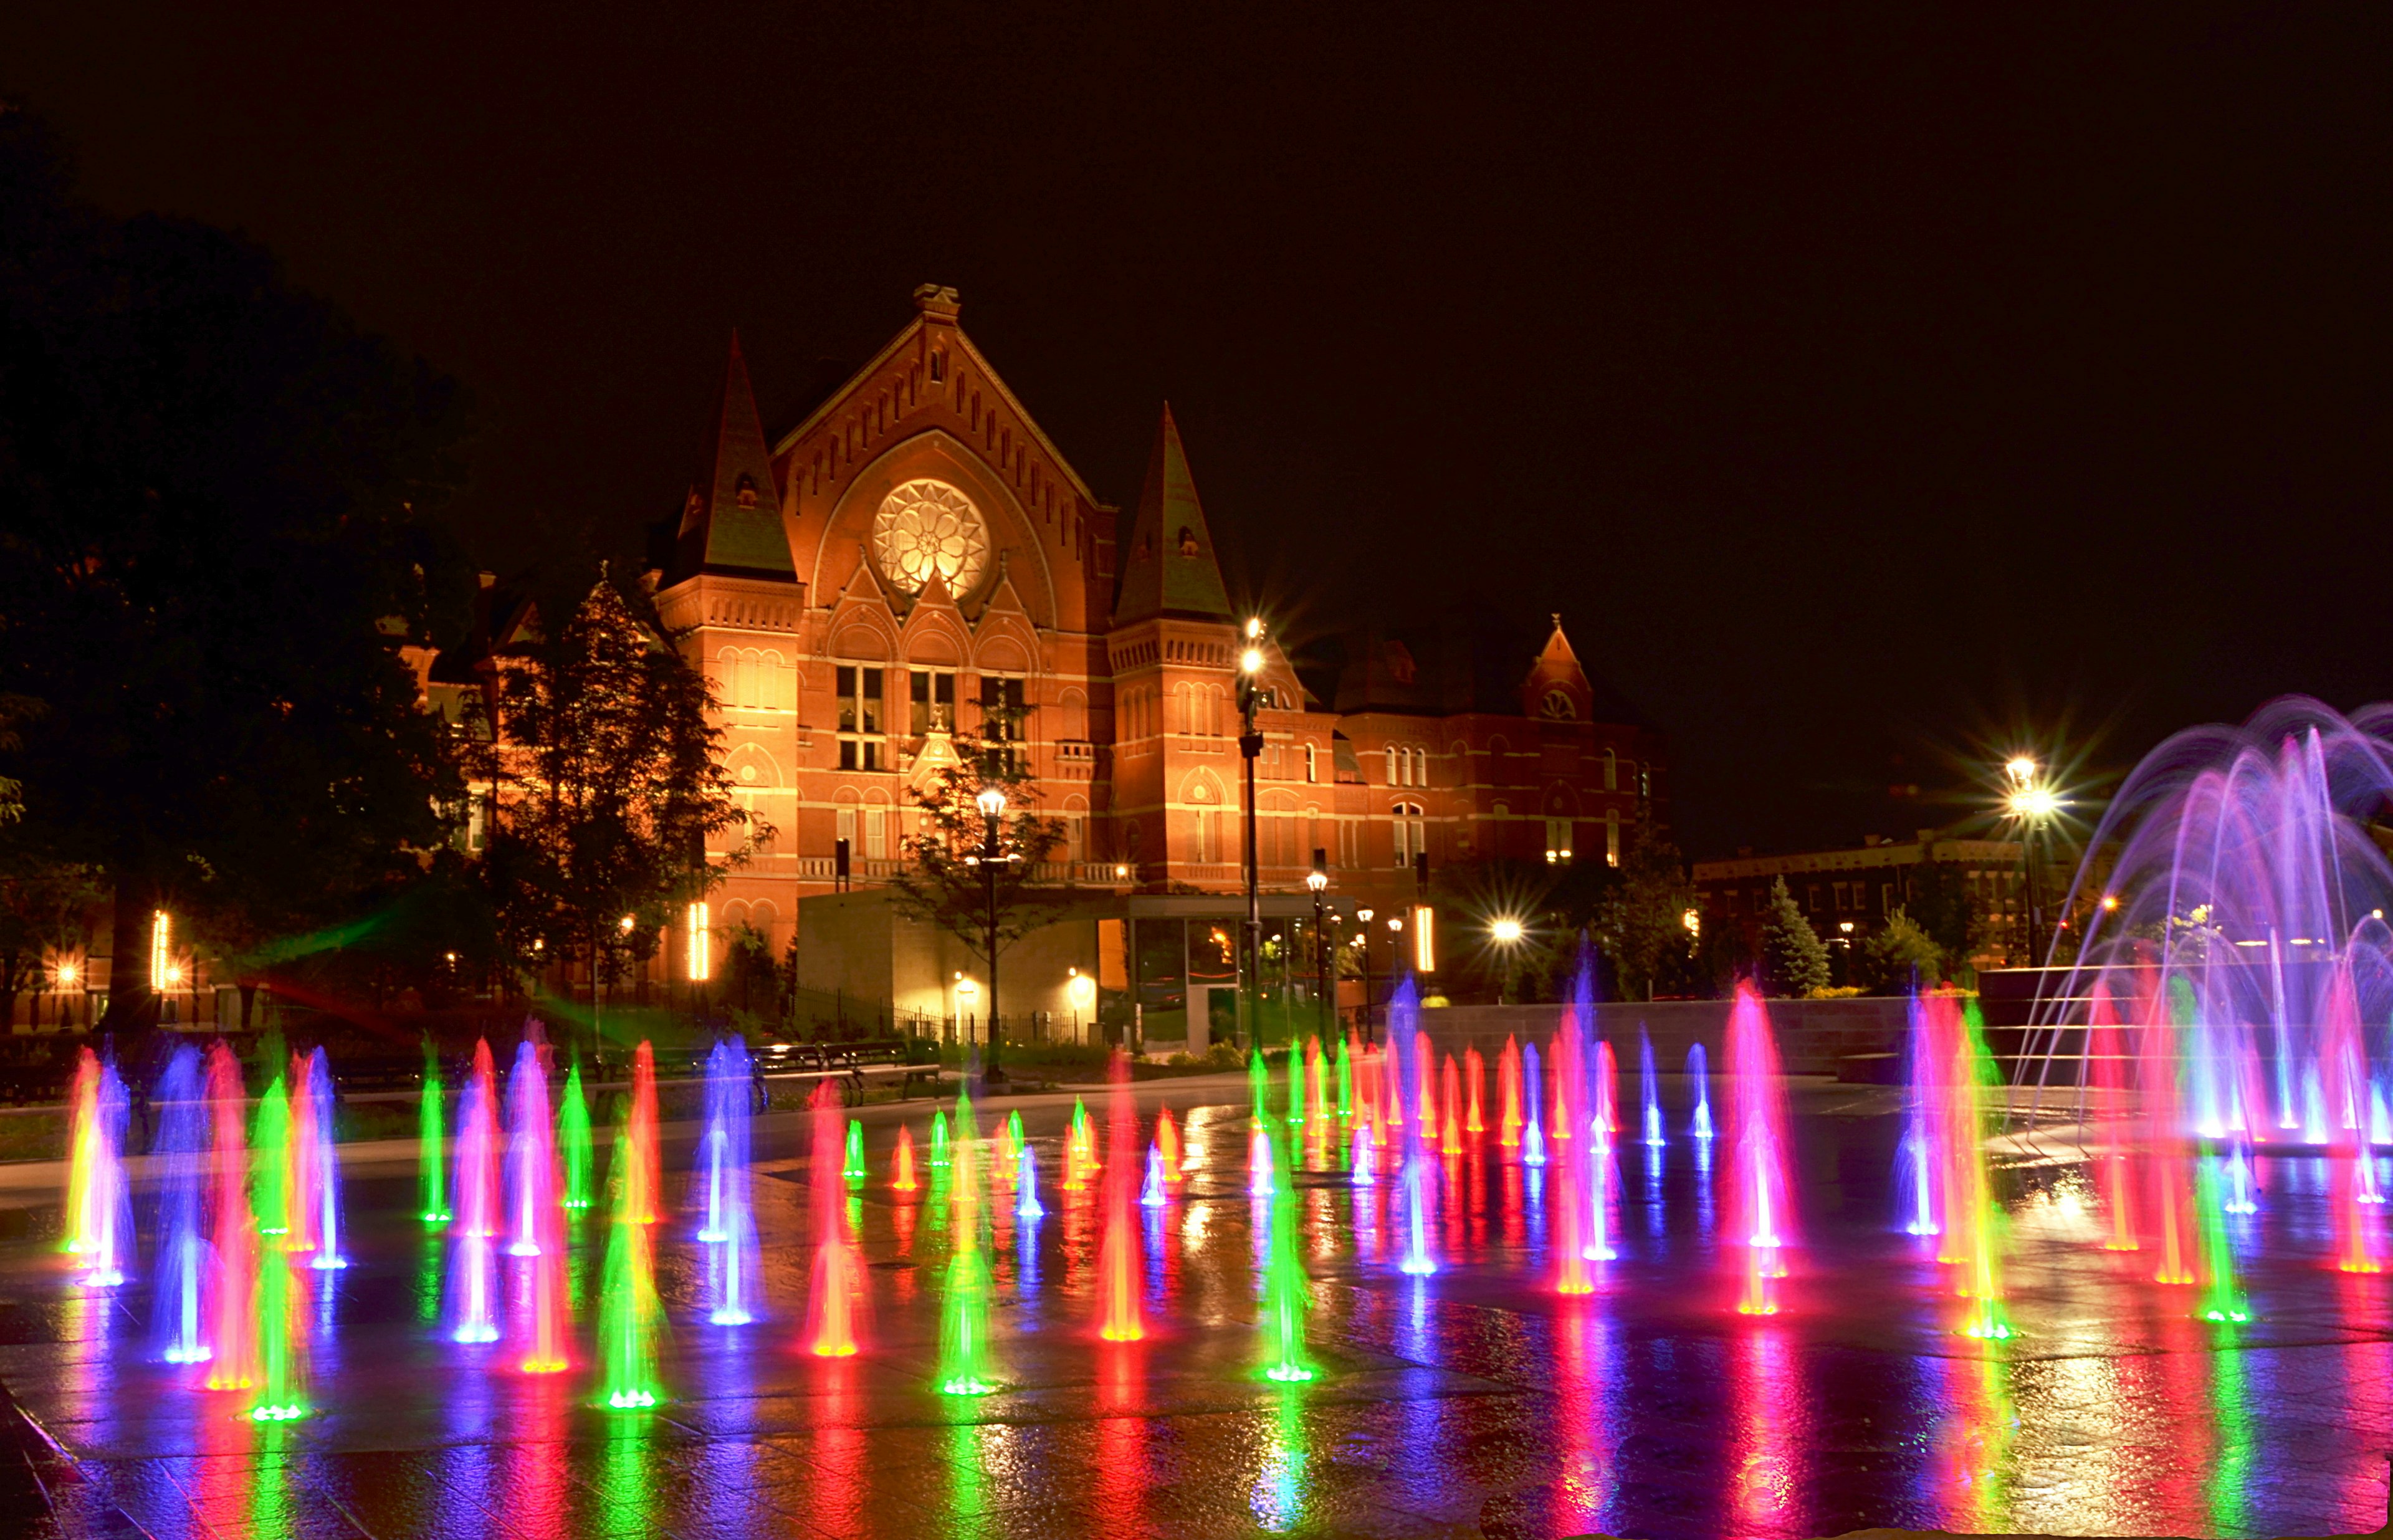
[687,902,710,981]
[150,911,171,990]
[1411,904,1436,974]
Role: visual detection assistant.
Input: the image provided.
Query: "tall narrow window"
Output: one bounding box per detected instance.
[1385,746,1397,785]
[836,666,884,770]
[910,669,957,734]
[1304,742,1318,783]
[1606,809,1622,867]
[1604,748,1618,792]
[980,676,1028,742]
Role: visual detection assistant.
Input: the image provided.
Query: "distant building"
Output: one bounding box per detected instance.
[411,286,1662,1046]
[1693,827,2028,968]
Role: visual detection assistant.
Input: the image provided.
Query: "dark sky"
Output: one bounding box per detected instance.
[8,4,2391,859]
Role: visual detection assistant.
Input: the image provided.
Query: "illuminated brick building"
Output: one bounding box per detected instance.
[444,285,1665,1038]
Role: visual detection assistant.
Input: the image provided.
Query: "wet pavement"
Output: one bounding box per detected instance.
[1,1074,2387,1539]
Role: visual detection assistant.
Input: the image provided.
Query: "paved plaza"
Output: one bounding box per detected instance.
[1,1074,2388,1539]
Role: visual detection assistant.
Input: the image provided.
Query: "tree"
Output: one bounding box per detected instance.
[1860,906,1944,993]
[886,721,1065,1053]
[0,846,104,1033]
[1906,857,1985,974]
[1591,812,1699,1002]
[470,577,755,1017]
[1758,876,1831,997]
[0,105,474,1034]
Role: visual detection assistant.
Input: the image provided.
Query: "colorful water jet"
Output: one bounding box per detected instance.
[893,1124,919,1192]
[300,1049,346,1270]
[597,1069,663,1408]
[558,1055,593,1210]
[150,1046,209,1362]
[1016,1142,1044,1219]
[804,1079,862,1354]
[249,1073,307,1420]
[1640,1028,1665,1149]
[62,1049,130,1287]
[203,1043,259,1391]
[1099,1051,1145,1341]
[699,1049,761,1322]
[418,1040,451,1225]
[446,1040,501,1344]
[1724,985,1796,1315]
[935,1091,998,1394]
[505,1036,570,1370]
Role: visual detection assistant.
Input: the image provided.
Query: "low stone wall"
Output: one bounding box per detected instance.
[1408,997,1913,1076]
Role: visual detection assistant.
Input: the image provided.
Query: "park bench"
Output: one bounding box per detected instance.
[757,1040,943,1105]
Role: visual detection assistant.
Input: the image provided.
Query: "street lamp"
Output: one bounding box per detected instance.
[967,783,1016,1086]
[1306,861,1330,1039]
[2000,755,2063,965]
[1356,908,1375,1043]
[1490,916,1525,1004]
[1237,619,1268,1052]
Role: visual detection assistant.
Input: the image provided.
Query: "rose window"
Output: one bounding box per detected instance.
[871,479,989,597]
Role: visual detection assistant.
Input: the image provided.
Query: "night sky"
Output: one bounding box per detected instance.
[8,5,2390,859]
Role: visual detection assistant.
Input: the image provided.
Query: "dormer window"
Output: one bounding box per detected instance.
[734,473,759,509]
[1177,526,1200,557]
[1539,687,1577,720]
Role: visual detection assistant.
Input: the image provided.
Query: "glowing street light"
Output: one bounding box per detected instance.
[968,782,1016,1083]
[1489,915,1527,1004]
[1236,618,1268,1051]
[1998,753,2064,965]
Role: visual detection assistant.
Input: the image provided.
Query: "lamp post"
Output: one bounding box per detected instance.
[1490,916,1524,1005]
[2002,756,2061,965]
[967,783,1016,1088]
[1306,863,1330,1040]
[1355,908,1375,1044]
[1237,619,1266,1053]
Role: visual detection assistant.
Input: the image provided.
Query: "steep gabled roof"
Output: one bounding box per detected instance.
[772,285,1100,507]
[676,333,796,580]
[1113,404,1232,624]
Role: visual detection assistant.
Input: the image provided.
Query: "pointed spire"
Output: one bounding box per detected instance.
[677,332,796,580]
[1522,613,1592,718]
[1114,403,1231,624]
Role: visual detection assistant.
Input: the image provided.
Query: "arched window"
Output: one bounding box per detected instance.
[1304,742,1318,783]
[1385,746,1398,785]
[1604,748,1619,792]
[1393,802,1425,866]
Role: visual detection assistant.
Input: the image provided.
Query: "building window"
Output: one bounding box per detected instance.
[1722,889,1738,914]
[1808,884,1823,912]
[1604,748,1618,792]
[1304,742,1318,783]
[836,666,884,770]
[1545,818,1572,864]
[1393,802,1425,866]
[1882,882,1895,914]
[910,669,957,734]
[865,803,889,859]
[980,676,1027,741]
[836,806,857,853]
[1605,808,1620,867]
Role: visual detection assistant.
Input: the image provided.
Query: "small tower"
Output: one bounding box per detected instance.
[1107,405,1240,883]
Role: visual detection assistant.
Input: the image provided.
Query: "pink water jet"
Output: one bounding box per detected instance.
[1724,984,1796,1315]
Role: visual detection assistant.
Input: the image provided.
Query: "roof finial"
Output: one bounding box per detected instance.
[1550,612,1562,630]
[913,283,962,320]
